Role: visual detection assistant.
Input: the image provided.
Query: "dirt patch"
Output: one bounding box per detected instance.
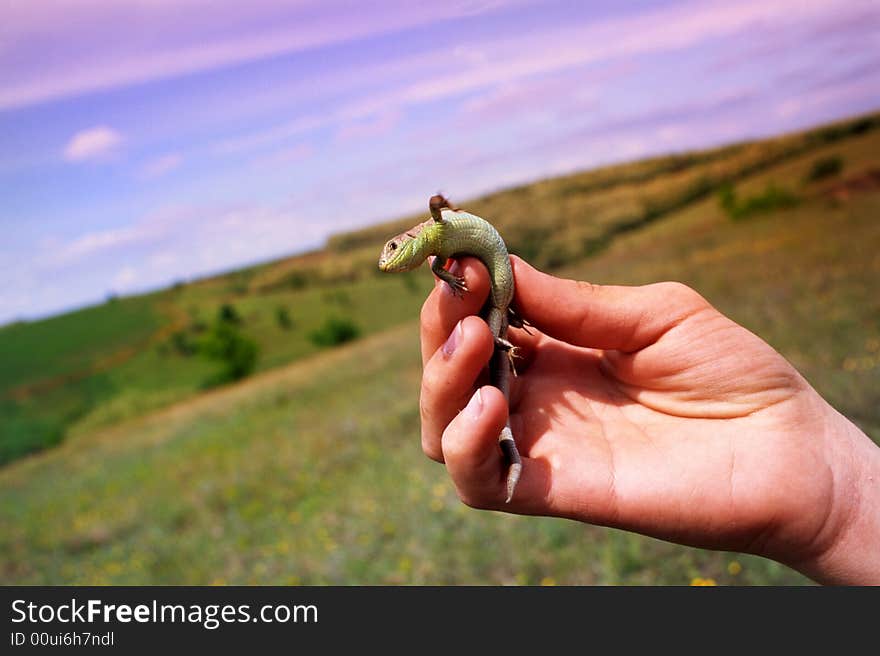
[822,168,880,202]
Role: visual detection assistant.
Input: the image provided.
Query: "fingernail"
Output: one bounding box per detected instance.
[442,320,463,357]
[464,387,483,419]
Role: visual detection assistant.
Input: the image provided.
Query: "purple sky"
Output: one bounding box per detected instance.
[1,0,878,323]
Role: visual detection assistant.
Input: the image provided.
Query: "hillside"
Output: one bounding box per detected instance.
[2,112,877,465]
[1,111,878,584]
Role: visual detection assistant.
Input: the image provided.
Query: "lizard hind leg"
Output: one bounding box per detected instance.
[486,306,519,375]
[507,305,533,335]
[495,340,520,377]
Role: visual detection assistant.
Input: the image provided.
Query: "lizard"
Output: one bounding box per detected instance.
[378,194,523,502]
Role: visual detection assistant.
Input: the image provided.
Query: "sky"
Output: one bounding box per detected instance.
[1,0,878,324]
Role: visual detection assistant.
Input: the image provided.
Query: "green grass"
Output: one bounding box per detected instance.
[0,110,878,584]
[4,112,877,462]
[0,294,161,463]
[0,324,802,585]
[0,294,159,390]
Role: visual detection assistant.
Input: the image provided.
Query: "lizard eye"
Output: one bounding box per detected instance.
[389,242,397,250]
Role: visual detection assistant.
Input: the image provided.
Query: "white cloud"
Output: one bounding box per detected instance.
[209,0,873,159]
[45,201,324,279]
[0,0,525,110]
[63,126,123,162]
[111,266,138,291]
[396,0,856,106]
[250,144,315,169]
[141,153,183,178]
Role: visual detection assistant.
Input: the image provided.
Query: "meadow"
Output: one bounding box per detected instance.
[1,112,878,585]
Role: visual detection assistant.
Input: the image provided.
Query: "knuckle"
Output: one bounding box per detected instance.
[419,363,445,405]
[421,432,444,463]
[454,485,489,510]
[574,278,600,295]
[653,281,707,310]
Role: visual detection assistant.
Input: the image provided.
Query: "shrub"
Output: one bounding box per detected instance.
[276,306,294,330]
[170,330,198,356]
[806,155,844,182]
[717,183,738,215]
[309,317,361,347]
[199,321,259,386]
[286,272,310,290]
[218,303,242,325]
[719,182,798,221]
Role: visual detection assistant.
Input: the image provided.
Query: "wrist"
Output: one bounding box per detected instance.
[788,403,880,585]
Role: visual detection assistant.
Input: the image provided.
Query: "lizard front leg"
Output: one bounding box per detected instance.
[431,257,468,298]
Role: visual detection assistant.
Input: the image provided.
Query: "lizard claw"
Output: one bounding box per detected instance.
[492,337,520,375]
[494,336,515,351]
[507,347,520,376]
[447,276,469,298]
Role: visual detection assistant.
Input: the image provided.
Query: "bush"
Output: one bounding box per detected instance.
[286,272,310,290]
[718,182,798,221]
[806,155,843,182]
[218,303,242,325]
[309,317,361,347]
[717,183,737,215]
[199,321,259,386]
[276,306,294,330]
[170,330,198,356]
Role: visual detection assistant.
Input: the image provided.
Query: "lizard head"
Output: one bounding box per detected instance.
[378,219,434,272]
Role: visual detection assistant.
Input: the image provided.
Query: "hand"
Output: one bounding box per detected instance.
[419,256,880,584]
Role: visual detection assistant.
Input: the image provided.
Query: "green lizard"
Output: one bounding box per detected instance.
[378,194,523,502]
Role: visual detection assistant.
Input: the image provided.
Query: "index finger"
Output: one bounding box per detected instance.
[510,256,711,353]
[419,256,491,365]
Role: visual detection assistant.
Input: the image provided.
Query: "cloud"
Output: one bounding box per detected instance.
[141,153,183,178]
[213,115,327,155]
[111,266,138,291]
[46,201,325,278]
[53,224,156,266]
[334,110,402,143]
[0,0,524,110]
[774,73,880,120]
[63,126,123,162]
[208,0,873,160]
[250,144,315,169]
[394,0,864,106]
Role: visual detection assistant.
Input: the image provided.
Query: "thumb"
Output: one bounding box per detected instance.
[510,256,710,353]
[441,385,554,512]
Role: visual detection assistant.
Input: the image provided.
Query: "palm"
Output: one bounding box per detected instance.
[508,312,833,557]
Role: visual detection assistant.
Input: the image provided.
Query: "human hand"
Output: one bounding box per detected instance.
[419,255,880,584]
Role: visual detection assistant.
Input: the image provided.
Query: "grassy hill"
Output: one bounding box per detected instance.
[1,111,878,584]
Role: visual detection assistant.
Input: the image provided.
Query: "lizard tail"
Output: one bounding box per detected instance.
[499,425,522,503]
[429,194,459,221]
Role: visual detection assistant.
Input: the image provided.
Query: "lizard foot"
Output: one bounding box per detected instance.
[446,276,469,298]
[493,336,515,351]
[507,347,520,377]
[493,338,520,376]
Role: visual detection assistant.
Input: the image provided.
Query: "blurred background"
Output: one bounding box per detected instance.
[1,0,878,585]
